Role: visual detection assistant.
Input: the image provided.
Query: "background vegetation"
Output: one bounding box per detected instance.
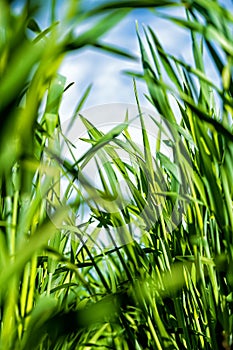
[0,0,232,349]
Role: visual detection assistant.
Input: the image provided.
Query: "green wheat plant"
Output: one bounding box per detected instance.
[0,0,233,349]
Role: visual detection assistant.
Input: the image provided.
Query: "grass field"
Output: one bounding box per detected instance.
[0,0,233,349]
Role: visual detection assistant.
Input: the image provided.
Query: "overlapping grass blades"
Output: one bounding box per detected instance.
[133,1,233,348]
[0,0,233,349]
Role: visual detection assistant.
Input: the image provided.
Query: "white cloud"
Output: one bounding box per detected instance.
[57,12,172,119]
[58,3,232,122]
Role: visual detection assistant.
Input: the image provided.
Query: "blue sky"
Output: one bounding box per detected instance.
[12,0,233,120]
[59,6,190,117]
[58,0,233,119]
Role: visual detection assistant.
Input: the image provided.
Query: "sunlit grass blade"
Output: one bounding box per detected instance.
[65,9,131,50]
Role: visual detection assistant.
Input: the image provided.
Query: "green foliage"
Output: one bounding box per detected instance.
[0,0,233,349]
